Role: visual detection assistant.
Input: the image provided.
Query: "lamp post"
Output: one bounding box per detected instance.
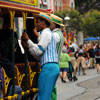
[64,15,70,40]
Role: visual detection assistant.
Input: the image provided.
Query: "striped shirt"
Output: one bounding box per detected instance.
[27,28,58,66]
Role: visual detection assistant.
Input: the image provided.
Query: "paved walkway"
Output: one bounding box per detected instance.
[56,68,100,100]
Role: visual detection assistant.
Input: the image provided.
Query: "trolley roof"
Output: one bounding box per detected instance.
[0,1,50,16]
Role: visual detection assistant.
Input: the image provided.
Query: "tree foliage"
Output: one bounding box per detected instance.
[54,9,83,32]
[68,10,83,32]
[54,9,68,19]
[75,0,100,14]
[54,9,100,37]
[83,10,100,37]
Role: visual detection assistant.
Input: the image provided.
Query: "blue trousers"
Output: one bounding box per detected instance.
[37,63,59,100]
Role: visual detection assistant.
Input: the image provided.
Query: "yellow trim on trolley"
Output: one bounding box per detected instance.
[0,5,39,14]
[22,12,27,30]
[9,10,15,29]
[10,0,38,6]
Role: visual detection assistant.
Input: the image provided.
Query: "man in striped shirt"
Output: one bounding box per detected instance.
[50,14,64,100]
[21,13,59,100]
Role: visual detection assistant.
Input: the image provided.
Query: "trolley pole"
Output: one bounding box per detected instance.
[9,10,15,95]
[22,12,29,94]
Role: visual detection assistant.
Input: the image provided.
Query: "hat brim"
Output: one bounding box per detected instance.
[60,23,65,27]
[50,14,64,27]
[34,14,54,27]
[53,21,64,27]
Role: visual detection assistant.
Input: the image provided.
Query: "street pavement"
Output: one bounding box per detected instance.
[56,68,100,100]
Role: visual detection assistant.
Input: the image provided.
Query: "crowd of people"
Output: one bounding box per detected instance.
[59,42,100,83]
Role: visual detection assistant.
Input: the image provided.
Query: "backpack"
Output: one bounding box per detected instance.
[69,47,75,52]
[0,66,4,89]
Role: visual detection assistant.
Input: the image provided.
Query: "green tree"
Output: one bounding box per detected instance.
[68,10,83,32]
[54,9,68,19]
[75,0,100,14]
[55,9,84,45]
[83,10,100,37]
[55,9,83,32]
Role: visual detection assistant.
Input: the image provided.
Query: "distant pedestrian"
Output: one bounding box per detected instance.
[87,44,95,69]
[74,45,86,78]
[59,46,71,83]
[72,41,78,52]
[95,44,100,73]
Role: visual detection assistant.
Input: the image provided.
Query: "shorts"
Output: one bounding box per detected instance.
[89,58,95,65]
[96,58,100,64]
[77,56,86,68]
[60,68,69,72]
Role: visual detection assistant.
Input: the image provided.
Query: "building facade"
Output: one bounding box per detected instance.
[62,0,75,11]
[39,0,75,13]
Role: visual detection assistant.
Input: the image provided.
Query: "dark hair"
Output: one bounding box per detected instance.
[96,44,99,49]
[70,42,72,45]
[56,24,60,28]
[39,17,50,26]
[80,45,83,49]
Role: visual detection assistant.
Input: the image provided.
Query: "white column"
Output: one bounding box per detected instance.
[76,31,83,46]
[47,0,50,9]
[51,0,53,10]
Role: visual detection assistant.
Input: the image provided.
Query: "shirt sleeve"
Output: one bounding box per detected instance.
[27,30,52,59]
[53,32,60,44]
[27,40,42,60]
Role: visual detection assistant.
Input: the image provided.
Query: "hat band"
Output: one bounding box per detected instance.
[40,14,52,22]
[52,17,62,24]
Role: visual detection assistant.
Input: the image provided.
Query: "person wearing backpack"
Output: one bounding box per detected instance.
[74,45,86,77]
[95,44,100,73]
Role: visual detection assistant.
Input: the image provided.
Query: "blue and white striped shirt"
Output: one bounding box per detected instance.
[27,28,58,66]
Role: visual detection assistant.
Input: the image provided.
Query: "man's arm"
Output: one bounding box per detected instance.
[21,31,52,58]
[53,32,60,44]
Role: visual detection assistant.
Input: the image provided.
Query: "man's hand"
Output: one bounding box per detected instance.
[21,32,29,42]
[21,32,29,48]
[21,40,29,48]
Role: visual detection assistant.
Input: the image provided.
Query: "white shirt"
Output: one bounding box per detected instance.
[27,28,52,60]
[52,28,60,44]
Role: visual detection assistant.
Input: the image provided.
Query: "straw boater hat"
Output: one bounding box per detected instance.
[35,13,54,26]
[50,14,64,27]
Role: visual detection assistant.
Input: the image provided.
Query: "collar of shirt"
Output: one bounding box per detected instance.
[52,28,59,33]
[41,28,51,34]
